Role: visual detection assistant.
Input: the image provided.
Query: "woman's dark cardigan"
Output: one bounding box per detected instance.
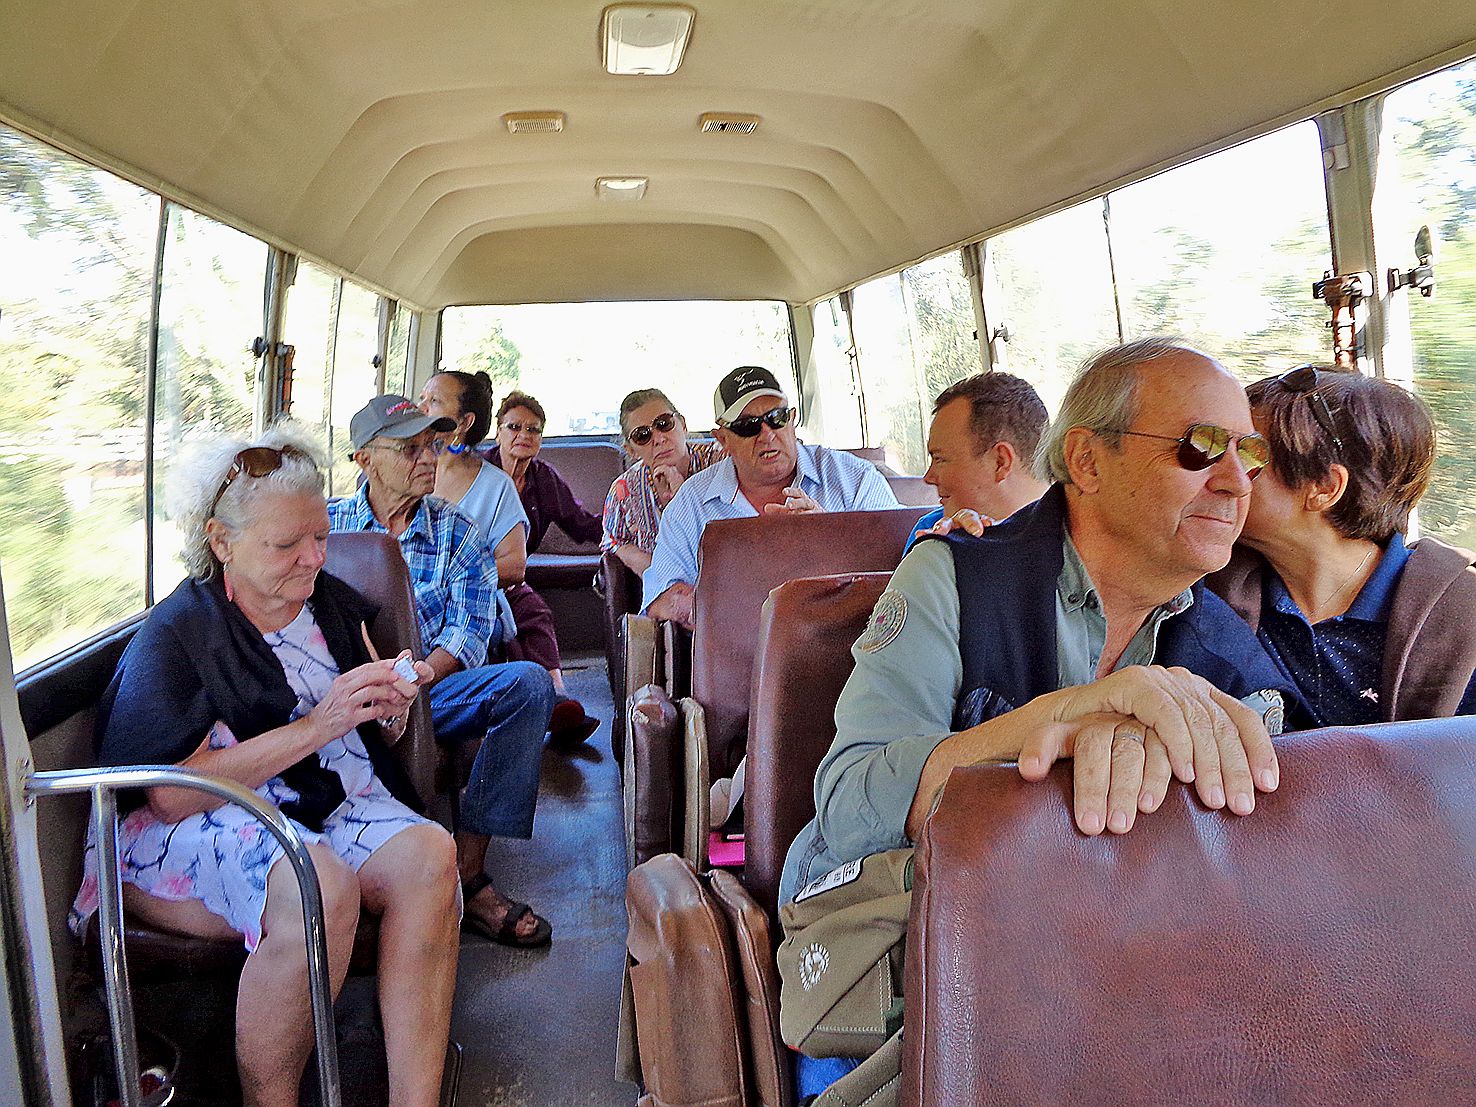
[96,572,420,829]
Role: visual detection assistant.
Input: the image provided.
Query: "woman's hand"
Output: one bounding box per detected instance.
[305,661,416,747]
[913,509,992,543]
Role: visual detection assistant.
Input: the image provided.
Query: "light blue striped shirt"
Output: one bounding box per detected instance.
[640,444,900,609]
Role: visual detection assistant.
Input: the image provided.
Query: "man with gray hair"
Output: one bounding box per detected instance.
[783,338,1301,906]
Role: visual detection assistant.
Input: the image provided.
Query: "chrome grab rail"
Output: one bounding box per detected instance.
[25,765,342,1107]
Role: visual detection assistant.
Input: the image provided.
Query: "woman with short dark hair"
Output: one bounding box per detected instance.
[486,389,604,746]
[1208,366,1476,725]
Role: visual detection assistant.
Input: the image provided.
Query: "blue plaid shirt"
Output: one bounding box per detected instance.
[328,487,492,672]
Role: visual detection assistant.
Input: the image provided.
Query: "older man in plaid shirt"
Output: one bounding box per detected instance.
[330,395,557,947]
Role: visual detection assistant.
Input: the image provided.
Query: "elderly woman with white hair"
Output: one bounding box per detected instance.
[68,424,459,1107]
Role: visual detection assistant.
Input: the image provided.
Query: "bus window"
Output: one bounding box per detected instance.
[385,301,412,397]
[848,253,982,475]
[1381,59,1476,548]
[153,203,269,599]
[440,300,794,437]
[900,252,981,400]
[984,199,1120,413]
[805,296,865,449]
[0,125,157,670]
[851,273,929,473]
[327,280,381,495]
[281,262,382,496]
[1109,121,1331,380]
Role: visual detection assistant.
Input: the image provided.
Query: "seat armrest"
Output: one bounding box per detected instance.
[680,698,710,872]
[625,684,682,868]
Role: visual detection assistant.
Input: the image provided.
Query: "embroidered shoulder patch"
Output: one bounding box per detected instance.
[858,588,908,653]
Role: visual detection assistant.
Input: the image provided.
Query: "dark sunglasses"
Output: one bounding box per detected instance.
[1115,423,1270,478]
[721,406,793,438]
[1276,365,1345,451]
[502,419,543,436]
[626,412,679,446]
[209,445,312,516]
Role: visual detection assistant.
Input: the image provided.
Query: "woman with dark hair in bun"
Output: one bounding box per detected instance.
[1209,365,1476,727]
[420,372,598,747]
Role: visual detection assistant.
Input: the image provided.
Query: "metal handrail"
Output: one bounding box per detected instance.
[26,765,342,1107]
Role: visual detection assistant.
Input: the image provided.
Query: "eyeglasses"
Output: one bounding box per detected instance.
[625,412,679,446]
[721,406,794,438]
[209,445,311,517]
[502,419,544,437]
[1276,365,1346,451]
[365,438,444,462]
[1114,423,1270,479]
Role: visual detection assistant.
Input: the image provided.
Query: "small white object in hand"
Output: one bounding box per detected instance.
[393,656,420,684]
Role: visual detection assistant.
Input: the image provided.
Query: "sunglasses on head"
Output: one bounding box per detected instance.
[210,445,312,516]
[1276,365,1346,451]
[1115,423,1270,478]
[721,406,793,438]
[626,412,678,446]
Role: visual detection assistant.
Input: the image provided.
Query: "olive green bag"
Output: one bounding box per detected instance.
[775,848,914,1059]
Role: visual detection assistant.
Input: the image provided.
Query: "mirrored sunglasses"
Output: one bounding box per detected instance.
[502,420,543,436]
[1276,364,1346,451]
[1116,423,1270,478]
[210,445,312,516]
[626,412,678,446]
[722,406,793,438]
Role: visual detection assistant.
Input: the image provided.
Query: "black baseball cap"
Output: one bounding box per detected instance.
[713,366,788,424]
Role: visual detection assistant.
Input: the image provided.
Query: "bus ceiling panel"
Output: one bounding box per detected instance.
[293,89,957,283]
[1,0,1474,306]
[415,208,818,306]
[340,153,891,276]
[360,176,860,291]
[427,224,796,307]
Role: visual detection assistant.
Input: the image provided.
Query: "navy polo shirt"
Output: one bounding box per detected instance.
[1258,532,1476,725]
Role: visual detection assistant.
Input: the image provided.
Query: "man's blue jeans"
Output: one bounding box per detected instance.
[428,661,556,838]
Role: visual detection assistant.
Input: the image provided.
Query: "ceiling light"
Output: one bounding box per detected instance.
[602,4,695,76]
[503,110,565,134]
[596,176,648,201]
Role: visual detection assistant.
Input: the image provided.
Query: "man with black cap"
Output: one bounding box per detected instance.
[329,395,558,947]
[643,366,899,628]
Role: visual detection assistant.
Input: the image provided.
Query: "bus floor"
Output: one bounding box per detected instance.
[447,650,632,1106]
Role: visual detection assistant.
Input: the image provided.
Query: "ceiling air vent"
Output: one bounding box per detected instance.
[503,111,566,135]
[700,112,761,135]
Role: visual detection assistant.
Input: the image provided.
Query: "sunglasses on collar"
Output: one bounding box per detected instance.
[1276,364,1346,451]
[1114,423,1270,478]
[720,406,793,438]
[626,412,678,446]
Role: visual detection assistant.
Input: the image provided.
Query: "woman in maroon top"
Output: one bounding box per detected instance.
[488,390,604,746]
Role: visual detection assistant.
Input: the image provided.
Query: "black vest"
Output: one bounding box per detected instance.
[935,485,1300,729]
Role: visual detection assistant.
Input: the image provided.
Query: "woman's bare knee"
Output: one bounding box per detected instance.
[263,845,360,944]
[358,825,458,916]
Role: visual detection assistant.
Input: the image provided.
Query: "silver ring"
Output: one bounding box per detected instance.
[1113,727,1146,744]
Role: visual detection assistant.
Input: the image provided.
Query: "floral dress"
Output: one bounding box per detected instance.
[70,603,437,951]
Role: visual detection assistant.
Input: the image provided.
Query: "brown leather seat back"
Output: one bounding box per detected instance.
[691,509,926,780]
[324,532,435,806]
[747,573,890,918]
[884,475,940,506]
[903,720,1476,1107]
[531,441,626,553]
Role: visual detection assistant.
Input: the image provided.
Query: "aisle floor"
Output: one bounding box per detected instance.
[450,654,634,1107]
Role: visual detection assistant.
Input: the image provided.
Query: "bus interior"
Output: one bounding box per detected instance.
[3,2,1476,1104]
